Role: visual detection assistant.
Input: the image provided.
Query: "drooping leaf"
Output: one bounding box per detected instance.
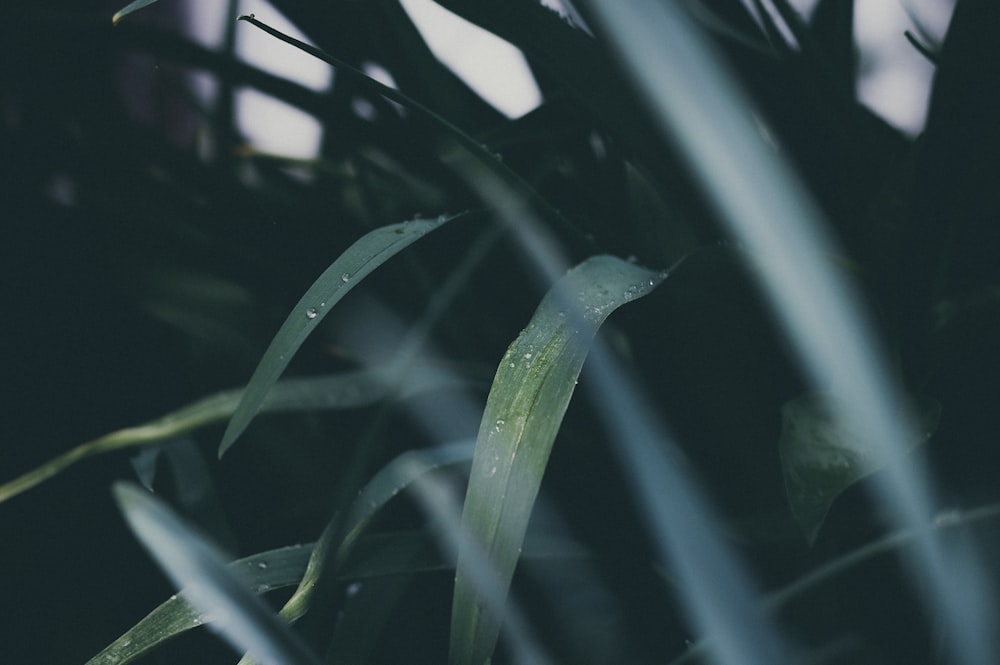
[112,0,161,25]
[779,392,942,544]
[219,213,466,457]
[0,362,472,504]
[111,482,326,665]
[450,255,665,665]
[85,544,313,665]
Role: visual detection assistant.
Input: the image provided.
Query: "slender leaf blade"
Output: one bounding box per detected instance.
[450,255,665,665]
[219,214,459,457]
[86,545,312,665]
[0,362,472,504]
[111,482,325,665]
[112,0,161,25]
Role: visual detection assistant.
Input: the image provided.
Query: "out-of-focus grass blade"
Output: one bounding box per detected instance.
[86,544,312,665]
[219,213,464,457]
[112,0,160,25]
[0,363,471,505]
[585,0,995,662]
[111,482,326,665]
[87,533,586,664]
[450,255,665,665]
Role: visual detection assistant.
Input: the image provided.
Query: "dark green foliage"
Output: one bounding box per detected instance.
[2,1,999,664]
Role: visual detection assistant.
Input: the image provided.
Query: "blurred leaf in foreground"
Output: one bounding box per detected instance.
[112,0,162,25]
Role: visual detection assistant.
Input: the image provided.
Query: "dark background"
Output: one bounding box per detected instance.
[3,1,1000,663]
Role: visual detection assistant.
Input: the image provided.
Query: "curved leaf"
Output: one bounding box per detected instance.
[112,0,161,25]
[0,362,471,505]
[450,255,665,665]
[86,544,312,665]
[111,483,325,665]
[219,213,467,457]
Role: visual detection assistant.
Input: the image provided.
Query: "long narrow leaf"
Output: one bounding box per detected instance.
[86,545,312,665]
[450,255,665,665]
[219,213,466,456]
[583,1,996,663]
[112,483,326,665]
[0,362,471,505]
[88,532,587,665]
[112,0,160,25]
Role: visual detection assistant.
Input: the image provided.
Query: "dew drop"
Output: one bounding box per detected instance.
[257,561,268,569]
[305,307,318,319]
[341,272,351,283]
[255,583,271,593]
[494,419,506,433]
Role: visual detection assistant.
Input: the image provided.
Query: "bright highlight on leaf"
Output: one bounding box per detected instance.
[112,0,161,25]
[451,254,665,665]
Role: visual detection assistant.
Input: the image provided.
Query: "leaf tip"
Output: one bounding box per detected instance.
[111,480,147,514]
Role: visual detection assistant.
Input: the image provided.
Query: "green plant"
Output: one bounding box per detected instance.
[3,1,999,664]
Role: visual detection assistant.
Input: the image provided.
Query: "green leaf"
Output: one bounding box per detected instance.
[0,362,471,505]
[111,482,325,665]
[85,544,312,665]
[779,392,942,544]
[450,255,665,665]
[112,0,161,25]
[87,528,589,665]
[219,213,466,457]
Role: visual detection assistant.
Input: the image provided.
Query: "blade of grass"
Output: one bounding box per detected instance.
[111,482,326,665]
[670,502,1000,665]
[88,531,586,664]
[86,544,312,665]
[584,0,996,662]
[450,254,665,665]
[112,0,160,25]
[218,212,468,457]
[0,362,471,504]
